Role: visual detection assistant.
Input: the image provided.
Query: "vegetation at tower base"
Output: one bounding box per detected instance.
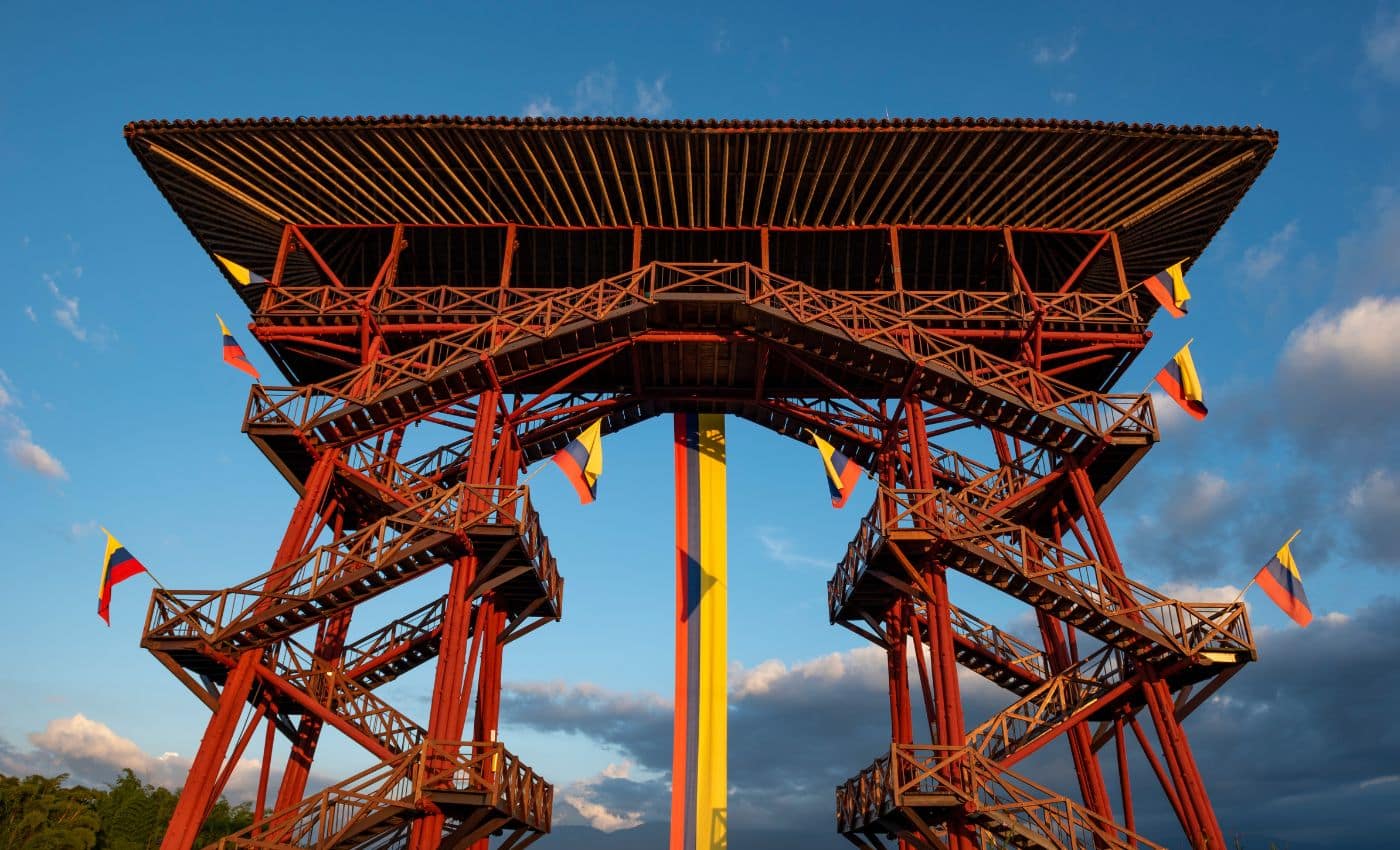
[0,770,252,850]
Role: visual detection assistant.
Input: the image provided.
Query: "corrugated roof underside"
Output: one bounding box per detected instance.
[126,115,1277,308]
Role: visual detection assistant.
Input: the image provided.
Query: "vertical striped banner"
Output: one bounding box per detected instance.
[671,413,727,850]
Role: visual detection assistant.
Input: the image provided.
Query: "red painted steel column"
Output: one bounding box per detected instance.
[1067,462,1225,849]
[159,653,259,850]
[885,600,912,746]
[409,391,505,850]
[158,450,340,850]
[904,402,977,850]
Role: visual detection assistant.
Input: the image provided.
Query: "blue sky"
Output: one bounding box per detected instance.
[2,2,1399,847]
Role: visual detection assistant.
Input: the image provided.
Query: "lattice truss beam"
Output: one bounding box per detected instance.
[144,226,1251,850]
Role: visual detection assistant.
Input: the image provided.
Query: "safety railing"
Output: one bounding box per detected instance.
[266,637,425,755]
[837,745,1166,850]
[208,739,550,850]
[143,485,541,651]
[829,487,1254,664]
[243,262,1153,452]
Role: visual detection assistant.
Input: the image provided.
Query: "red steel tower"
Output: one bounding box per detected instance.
[126,115,1276,850]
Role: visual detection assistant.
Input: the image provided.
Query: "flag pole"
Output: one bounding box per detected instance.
[516,460,550,489]
[1232,528,1302,603]
[1140,336,1194,396]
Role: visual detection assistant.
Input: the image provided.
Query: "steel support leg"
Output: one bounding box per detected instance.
[158,653,259,850]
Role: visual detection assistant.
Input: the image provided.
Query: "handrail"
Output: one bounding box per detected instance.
[830,487,1254,664]
[208,739,550,850]
[243,262,1154,453]
[837,744,1167,850]
[143,485,545,651]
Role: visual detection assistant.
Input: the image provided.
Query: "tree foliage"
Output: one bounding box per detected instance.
[0,770,252,850]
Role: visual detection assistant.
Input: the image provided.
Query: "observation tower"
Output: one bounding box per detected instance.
[126,114,1276,850]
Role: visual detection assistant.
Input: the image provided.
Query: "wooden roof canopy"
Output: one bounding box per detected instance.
[125,115,1277,309]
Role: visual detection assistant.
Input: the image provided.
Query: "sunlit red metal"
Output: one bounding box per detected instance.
[123,116,1276,850]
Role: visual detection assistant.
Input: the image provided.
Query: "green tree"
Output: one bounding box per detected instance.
[0,770,253,850]
[0,774,102,850]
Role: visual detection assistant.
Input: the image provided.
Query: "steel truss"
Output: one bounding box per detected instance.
[147,225,1248,850]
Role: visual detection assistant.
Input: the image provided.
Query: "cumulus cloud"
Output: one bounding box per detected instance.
[504,644,1009,833]
[1278,295,1400,446]
[1347,468,1400,564]
[1364,9,1400,82]
[1124,470,1250,579]
[0,713,329,805]
[558,761,653,832]
[1241,220,1300,280]
[507,597,1400,847]
[1,715,258,796]
[23,306,36,322]
[634,77,671,117]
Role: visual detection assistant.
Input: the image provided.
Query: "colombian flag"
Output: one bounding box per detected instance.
[214,254,267,286]
[1140,260,1191,318]
[552,419,603,504]
[1254,534,1312,627]
[1154,342,1208,420]
[807,429,862,508]
[98,530,147,625]
[218,314,260,381]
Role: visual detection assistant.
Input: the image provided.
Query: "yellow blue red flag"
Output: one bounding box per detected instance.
[552,419,603,504]
[214,254,267,286]
[1254,532,1312,627]
[99,529,148,625]
[1140,260,1191,318]
[217,314,260,381]
[806,429,862,508]
[1154,341,1208,420]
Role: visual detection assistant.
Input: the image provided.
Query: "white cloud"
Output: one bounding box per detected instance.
[1150,389,1193,434]
[0,373,67,480]
[69,520,99,539]
[523,96,560,118]
[1348,468,1400,513]
[45,274,86,342]
[6,430,68,479]
[755,526,830,570]
[1158,580,1245,604]
[1241,220,1300,279]
[1032,31,1079,65]
[634,76,671,117]
[1364,9,1400,82]
[1282,295,1400,385]
[6,714,267,800]
[561,761,646,832]
[729,646,888,698]
[23,306,36,322]
[1050,90,1078,105]
[573,64,619,114]
[1346,468,1400,564]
